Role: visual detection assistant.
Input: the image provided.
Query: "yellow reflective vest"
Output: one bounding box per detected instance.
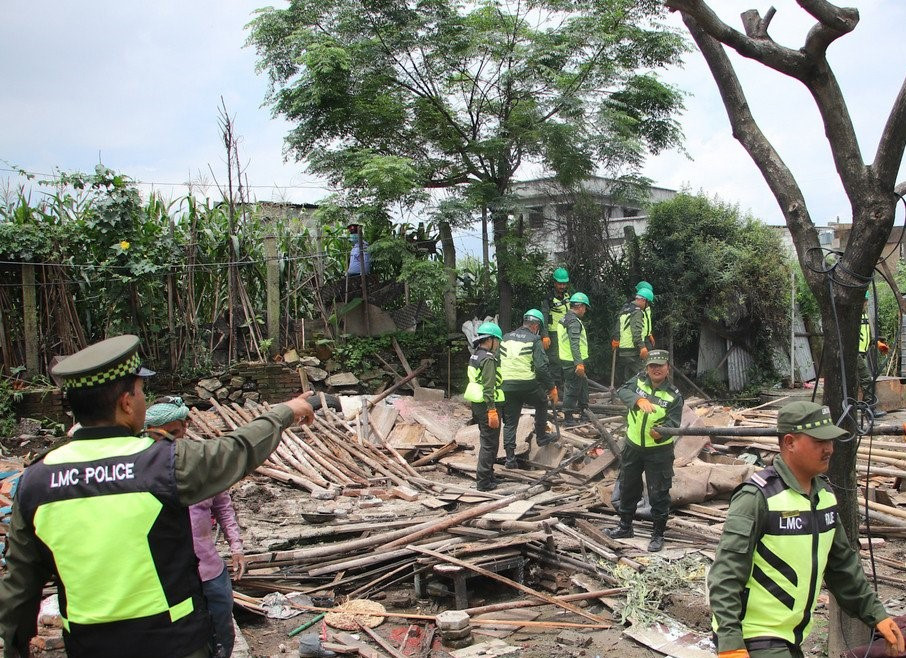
[557,312,588,363]
[624,376,681,447]
[617,303,644,349]
[15,434,208,657]
[464,348,504,404]
[725,468,838,646]
[859,313,871,354]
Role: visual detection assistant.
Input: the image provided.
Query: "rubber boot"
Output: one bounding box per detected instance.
[648,519,666,552]
[504,447,517,470]
[605,516,634,539]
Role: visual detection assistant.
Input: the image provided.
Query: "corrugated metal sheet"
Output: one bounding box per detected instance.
[727,342,754,392]
[697,325,727,379]
[791,311,816,382]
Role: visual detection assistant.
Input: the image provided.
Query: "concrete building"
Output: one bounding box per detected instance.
[510,176,676,261]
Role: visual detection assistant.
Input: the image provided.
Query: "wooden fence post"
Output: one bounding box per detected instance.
[22,263,40,376]
[265,235,280,356]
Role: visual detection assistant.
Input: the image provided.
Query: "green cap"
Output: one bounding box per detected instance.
[777,401,847,440]
[52,334,155,390]
[552,267,569,283]
[569,292,590,308]
[636,281,653,292]
[523,309,545,324]
[645,349,669,365]
[636,288,654,303]
[475,321,503,342]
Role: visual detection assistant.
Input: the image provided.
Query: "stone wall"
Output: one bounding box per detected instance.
[187,359,366,407]
[12,388,67,425]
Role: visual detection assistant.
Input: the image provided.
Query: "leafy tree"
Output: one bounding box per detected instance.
[639,192,791,377]
[664,1,906,650]
[247,0,686,328]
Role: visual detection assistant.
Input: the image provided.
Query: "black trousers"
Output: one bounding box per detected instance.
[617,440,674,522]
[502,386,547,448]
[473,402,503,488]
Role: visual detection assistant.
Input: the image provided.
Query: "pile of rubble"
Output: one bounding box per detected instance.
[5,385,906,657]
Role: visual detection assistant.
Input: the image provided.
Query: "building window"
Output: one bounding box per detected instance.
[529,210,544,228]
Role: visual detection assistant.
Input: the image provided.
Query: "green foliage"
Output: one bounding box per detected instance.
[0,378,20,438]
[639,193,792,375]
[332,325,450,372]
[0,166,351,371]
[248,0,686,298]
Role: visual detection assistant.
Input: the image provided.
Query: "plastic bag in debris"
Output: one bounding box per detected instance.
[261,592,312,619]
[462,316,499,355]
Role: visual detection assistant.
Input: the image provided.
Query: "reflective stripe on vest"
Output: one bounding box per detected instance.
[557,317,588,362]
[500,338,536,382]
[464,351,504,403]
[739,469,837,646]
[618,306,639,348]
[549,296,569,329]
[859,313,871,353]
[625,377,677,447]
[643,306,652,337]
[17,435,208,657]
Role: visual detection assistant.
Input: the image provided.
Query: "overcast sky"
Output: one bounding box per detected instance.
[2,1,905,254]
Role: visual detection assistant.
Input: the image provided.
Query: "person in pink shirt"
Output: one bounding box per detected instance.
[146,396,246,658]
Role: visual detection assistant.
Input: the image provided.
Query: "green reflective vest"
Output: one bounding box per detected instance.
[625,376,680,447]
[558,315,588,362]
[617,304,642,349]
[730,468,838,646]
[16,433,208,658]
[464,349,504,403]
[549,295,569,329]
[643,306,653,338]
[500,330,539,382]
[859,313,871,353]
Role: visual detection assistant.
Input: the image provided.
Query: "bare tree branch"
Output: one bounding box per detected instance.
[874,79,906,187]
[665,0,807,73]
[679,13,823,281]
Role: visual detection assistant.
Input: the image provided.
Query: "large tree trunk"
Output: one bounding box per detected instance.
[493,211,513,331]
[664,4,906,653]
[439,220,457,331]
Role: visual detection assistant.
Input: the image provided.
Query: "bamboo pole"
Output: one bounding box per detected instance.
[463,588,625,616]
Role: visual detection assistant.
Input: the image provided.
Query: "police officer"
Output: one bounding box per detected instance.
[541,267,571,391]
[709,401,904,658]
[612,288,653,384]
[607,349,682,552]
[464,322,505,491]
[859,291,889,417]
[557,292,590,425]
[0,335,315,658]
[500,310,557,459]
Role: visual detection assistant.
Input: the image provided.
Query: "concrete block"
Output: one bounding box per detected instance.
[436,610,471,631]
[450,639,521,657]
[414,387,445,402]
[556,630,590,647]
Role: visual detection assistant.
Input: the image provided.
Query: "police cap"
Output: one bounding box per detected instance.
[777,401,847,441]
[52,334,155,390]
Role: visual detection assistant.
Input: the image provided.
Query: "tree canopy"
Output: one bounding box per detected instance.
[247,0,687,327]
[640,192,791,376]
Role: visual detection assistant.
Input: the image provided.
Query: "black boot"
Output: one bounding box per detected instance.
[648,519,666,552]
[605,517,634,539]
[536,432,558,447]
[504,447,517,469]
